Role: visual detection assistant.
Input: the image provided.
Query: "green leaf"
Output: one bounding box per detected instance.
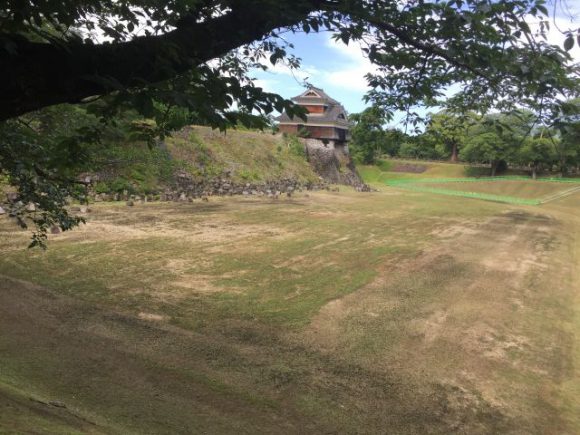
[311,20,319,32]
[537,5,548,16]
[518,21,531,34]
[564,34,574,51]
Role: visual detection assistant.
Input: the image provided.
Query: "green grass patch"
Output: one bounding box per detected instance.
[387,176,580,185]
[397,184,541,205]
[384,176,580,206]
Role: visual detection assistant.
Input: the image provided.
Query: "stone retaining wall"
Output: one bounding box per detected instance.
[85,174,328,203]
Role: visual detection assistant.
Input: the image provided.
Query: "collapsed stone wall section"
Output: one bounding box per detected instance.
[303,139,370,192]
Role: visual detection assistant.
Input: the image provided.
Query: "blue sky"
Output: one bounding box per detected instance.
[251,32,376,115]
[250,31,424,129]
[251,7,579,128]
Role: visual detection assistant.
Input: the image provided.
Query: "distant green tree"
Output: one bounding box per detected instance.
[461,122,510,176]
[397,142,419,159]
[382,128,408,157]
[460,131,504,176]
[553,99,580,175]
[398,135,444,160]
[349,107,389,164]
[460,111,539,176]
[424,112,472,162]
[516,135,557,178]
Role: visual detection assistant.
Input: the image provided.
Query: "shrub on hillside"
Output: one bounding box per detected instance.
[463,166,492,177]
[286,136,306,158]
[398,141,443,160]
[377,159,392,172]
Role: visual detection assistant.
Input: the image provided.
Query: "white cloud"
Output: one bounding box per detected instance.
[266,62,320,82]
[256,36,377,93]
[252,78,278,92]
[320,37,377,92]
[323,67,372,92]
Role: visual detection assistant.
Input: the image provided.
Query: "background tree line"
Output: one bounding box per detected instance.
[349,100,580,177]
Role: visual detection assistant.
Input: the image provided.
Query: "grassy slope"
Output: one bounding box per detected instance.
[165,126,318,184]
[426,180,580,200]
[359,158,468,185]
[92,126,318,194]
[358,158,541,186]
[2,186,580,433]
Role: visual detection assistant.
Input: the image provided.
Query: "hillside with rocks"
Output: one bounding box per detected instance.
[85,125,368,202]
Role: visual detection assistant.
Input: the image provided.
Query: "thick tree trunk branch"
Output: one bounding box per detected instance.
[0,2,321,121]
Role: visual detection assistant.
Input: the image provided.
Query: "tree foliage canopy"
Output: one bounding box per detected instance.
[424,112,475,161]
[350,106,391,163]
[2,0,578,123]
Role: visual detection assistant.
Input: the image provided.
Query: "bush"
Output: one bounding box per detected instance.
[297,126,310,138]
[107,178,135,193]
[376,159,392,172]
[463,166,490,177]
[287,136,306,158]
[238,169,260,181]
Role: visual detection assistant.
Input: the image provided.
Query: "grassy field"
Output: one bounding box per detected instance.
[425,180,580,200]
[358,159,469,185]
[1,185,580,433]
[359,159,580,206]
[357,158,549,187]
[386,179,580,206]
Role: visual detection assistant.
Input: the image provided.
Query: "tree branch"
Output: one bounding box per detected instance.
[0,1,322,121]
[321,1,493,82]
[364,18,492,81]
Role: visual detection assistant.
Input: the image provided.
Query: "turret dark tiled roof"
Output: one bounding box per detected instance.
[292,86,340,105]
[276,87,350,127]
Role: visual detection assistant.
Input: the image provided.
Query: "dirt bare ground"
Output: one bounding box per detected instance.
[303,209,576,433]
[306,211,553,345]
[392,163,428,173]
